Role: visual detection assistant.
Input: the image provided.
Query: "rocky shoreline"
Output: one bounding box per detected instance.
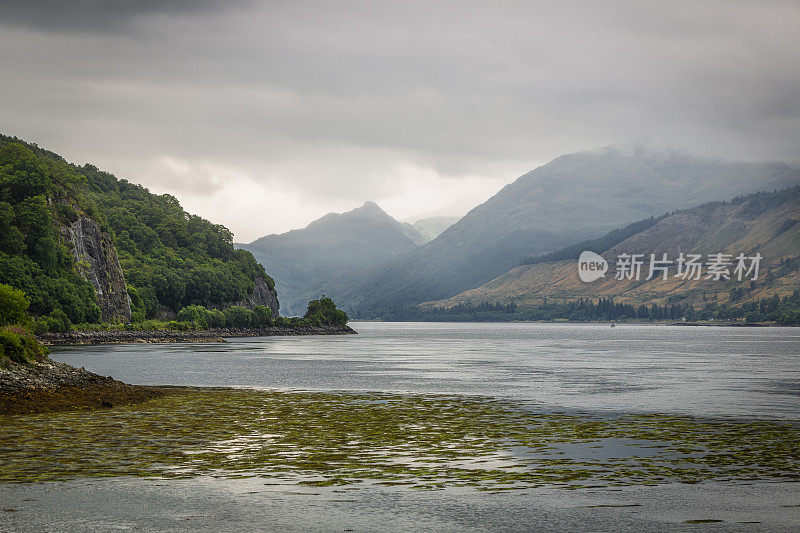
[0,359,173,415]
[37,324,357,346]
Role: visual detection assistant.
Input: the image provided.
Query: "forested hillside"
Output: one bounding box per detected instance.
[82,165,275,319]
[0,134,277,326]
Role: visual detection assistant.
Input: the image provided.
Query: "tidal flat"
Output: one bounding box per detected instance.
[2,388,798,490]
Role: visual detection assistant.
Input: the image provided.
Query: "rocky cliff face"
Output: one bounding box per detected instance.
[235,276,280,317]
[61,217,132,323]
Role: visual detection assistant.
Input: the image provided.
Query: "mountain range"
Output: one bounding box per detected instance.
[4,134,798,323]
[311,147,800,316]
[423,186,800,312]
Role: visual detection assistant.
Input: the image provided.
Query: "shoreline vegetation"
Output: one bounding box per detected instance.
[33,297,357,345]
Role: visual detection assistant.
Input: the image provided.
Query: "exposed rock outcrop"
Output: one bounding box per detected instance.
[61,216,132,323]
[235,276,280,317]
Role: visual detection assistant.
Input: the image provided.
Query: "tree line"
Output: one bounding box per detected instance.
[365,292,800,325]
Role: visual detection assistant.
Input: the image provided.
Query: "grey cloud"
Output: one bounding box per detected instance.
[0,0,237,33]
[0,0,798,237]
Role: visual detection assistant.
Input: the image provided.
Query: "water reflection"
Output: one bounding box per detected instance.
[50,322,800,420]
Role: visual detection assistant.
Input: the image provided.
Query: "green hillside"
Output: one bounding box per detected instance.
[0,139,102,323]
[82,164,274,319]
[0,134,275,326]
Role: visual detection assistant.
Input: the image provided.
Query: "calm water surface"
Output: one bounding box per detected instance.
[51,322,800,420]
[7,322,799,532]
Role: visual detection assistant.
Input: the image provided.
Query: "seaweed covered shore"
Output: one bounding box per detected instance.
[3,388,799,489]
[0,358,173,415]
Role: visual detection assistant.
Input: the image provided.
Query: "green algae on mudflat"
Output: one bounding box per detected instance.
[0,388,798,489]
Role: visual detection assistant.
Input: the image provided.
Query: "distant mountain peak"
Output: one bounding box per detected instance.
[307,201,393,229]
[350,200,390,220]
[359,200,381,210]
[238,199,427,315]
[412,216,461,241]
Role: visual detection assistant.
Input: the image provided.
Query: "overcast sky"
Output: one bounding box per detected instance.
[1,1,798,241]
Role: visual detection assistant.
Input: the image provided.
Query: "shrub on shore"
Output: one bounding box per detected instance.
[0,325,49,366]
[174,304,274,330]
[147,299,343,331]
[0,285,49,367]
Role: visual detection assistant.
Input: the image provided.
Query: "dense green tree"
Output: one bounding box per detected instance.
[304,296,348,326]
[224,306,252,328]
[746,311,763,323]
[0,202,25,254]
[252,305,273,327]
[46,309,72,333]
[0,143,51,203]
[127,285,146,323]
[0,283,30,326]
[208,309,227,327]
[177,304,212,328]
